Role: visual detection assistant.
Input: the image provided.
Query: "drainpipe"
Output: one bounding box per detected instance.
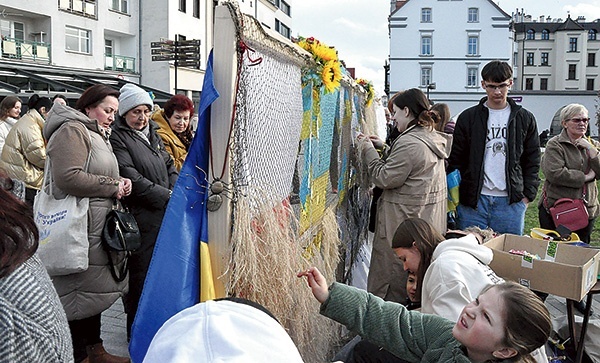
[138,0,143,85]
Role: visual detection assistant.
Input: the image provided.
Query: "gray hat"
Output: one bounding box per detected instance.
[118,83,153,116]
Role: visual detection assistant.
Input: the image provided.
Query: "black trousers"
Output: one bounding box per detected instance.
[69,313,102,363]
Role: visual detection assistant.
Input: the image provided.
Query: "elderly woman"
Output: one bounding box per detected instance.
[110,83,178,337]
[152,94,195,171]
[539,103,600,314]
[0,95,22,153]
[43,84,131,363]
[1,94,52,206]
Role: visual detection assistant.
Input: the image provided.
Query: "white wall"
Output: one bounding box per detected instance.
[389,0,512,96]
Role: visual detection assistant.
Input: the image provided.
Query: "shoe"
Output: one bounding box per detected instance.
[85,343,130,363]
[574,299,594,315]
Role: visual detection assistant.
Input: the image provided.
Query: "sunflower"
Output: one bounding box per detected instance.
[321,60,342,93]
[357,78,375,107]
[295,35,342,93]
[311,43,338,63]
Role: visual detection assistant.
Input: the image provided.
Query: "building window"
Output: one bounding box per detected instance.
[541,29,549,40]
[526,29,535,40]
[193,0,200,18]
[421,36,432,55]
[467,67,478,87]
[275,19,290,39]
[569,37,578,52]
[65,26,91,54]
[179,0,186,12]
[589,53,596,66]
[467,36,478,56]
[541,52,549,66]
[526,52,534,66]
[540,78,548,90]
[468,8,479,22]
[276,0,291,16]
[105,39,113,57]
[59,0,96,18]
[110,0,128,13]
[0,20,24,40]
[513,52,518,67]
[421,67,432,87]
[525,78,533,90]
[589,29,597,41]
[568,64,577,80]
[421,8,432,23]
[587,79,595,90]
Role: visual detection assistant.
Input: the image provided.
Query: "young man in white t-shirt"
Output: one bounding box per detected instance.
[448,60,540,235]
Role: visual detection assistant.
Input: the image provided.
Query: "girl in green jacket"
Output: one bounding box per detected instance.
[298,267,551,363]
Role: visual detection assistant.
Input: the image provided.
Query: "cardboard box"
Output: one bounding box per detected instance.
[484,234,600,301]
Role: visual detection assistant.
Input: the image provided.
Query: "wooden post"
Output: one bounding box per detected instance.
[206,5,238,298]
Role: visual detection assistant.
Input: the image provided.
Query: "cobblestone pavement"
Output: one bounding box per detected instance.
[100,292,599,362]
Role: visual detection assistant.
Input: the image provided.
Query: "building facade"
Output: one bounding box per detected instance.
[513,13,600,92]
[388,0,512,101]
[0,0,292,103]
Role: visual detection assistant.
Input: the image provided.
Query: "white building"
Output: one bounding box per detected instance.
[387,0,512,106]
[0,0,291,104]
[512,12,600,92]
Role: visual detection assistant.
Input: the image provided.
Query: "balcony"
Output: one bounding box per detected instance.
[105,54,136,73]
[1,38,51,64]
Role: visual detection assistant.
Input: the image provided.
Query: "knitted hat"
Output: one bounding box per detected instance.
[118,83,153,116]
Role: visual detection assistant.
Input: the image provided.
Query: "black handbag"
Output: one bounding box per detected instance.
[102,201,141,282]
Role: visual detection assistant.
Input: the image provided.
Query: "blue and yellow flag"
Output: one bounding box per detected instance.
[129,51,219,363]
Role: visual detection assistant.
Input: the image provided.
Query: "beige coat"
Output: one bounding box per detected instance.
[363,125,451,302]
[0,109,46,189]
[43,103,127,321]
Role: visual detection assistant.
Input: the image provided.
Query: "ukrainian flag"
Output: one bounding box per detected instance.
[128,51,219,363]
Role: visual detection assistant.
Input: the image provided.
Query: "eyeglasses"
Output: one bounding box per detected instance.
[569,117,590,124]
[484,83,510,91]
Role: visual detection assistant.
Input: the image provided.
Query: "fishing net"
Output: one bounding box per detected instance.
[216,2,378,361]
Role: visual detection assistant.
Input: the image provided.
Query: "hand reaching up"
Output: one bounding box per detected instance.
[297,267,329,304]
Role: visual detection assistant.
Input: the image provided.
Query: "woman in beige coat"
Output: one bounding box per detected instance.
[43,85,132,363]
[358,88,451,303]
[1,94,52,206]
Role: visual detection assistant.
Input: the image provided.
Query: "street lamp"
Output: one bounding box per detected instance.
[426,82,436,101]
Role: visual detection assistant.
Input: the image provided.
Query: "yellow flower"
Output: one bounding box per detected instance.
[322,60,342,93]
[312,43,337,63]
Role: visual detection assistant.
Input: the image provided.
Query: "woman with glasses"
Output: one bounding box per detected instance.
[538,103,599,314]
[539,103,599,243]
[110,84,179,337]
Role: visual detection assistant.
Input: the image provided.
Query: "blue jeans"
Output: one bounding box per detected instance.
[457,195,527,235]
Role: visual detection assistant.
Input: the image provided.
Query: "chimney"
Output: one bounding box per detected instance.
[539,15,545,23]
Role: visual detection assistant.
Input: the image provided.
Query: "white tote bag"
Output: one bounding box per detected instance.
[34,147,91,276]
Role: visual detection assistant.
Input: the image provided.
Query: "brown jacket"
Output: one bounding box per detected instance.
[43,103,127,321]
[540,129,600,219]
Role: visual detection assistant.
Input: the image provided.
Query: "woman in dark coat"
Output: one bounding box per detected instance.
[109,84,178,337]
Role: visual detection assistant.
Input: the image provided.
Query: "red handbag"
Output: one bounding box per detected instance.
[549,197,589,231]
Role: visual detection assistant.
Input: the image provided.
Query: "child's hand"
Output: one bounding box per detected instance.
[297,267,329,304]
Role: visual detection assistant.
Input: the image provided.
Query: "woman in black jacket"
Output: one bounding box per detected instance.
[110,84,178,337]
